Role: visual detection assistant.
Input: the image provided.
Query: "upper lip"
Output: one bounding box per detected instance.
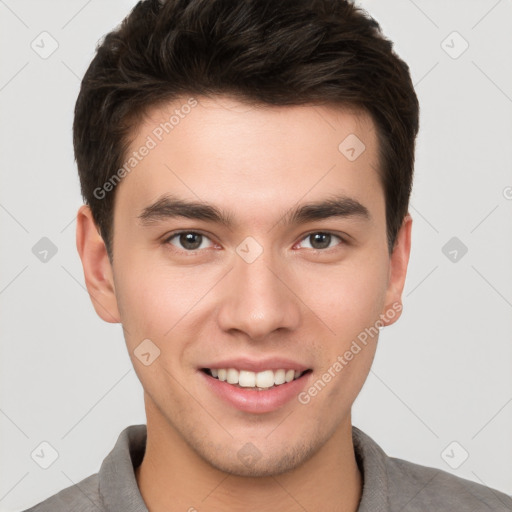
[200,357,311,373]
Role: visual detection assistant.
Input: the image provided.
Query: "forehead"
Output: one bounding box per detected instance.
[115,95,383,225]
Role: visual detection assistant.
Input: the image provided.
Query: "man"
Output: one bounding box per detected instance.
[24,0,512,510]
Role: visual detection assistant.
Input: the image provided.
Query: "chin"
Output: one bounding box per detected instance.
[195,436,321,478]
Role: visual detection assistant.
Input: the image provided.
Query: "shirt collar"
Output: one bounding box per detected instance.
[98,423,389,511]
[98,424,149,512]
[352,425,390,511]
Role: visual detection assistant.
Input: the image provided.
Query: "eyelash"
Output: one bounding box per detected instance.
[162,230,347,254]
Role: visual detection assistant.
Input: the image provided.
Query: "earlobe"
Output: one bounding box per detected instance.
[380,213,412,327]
[75,204,121,323]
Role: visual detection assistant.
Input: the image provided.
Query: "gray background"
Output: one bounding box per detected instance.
[1,0,511,510]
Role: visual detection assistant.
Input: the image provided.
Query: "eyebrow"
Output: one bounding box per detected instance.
[137,193,371,228]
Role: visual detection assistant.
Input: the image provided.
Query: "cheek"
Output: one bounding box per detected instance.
[113,258,215,369]
[318,258,388,398]
[308,256,389,338]
[113,259,186,341]
[305,268,386,408]
[113,266,193,389]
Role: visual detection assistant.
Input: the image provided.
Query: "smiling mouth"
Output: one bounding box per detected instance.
[201,368,313,390]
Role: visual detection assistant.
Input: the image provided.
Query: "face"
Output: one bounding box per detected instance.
[77,95,411,477]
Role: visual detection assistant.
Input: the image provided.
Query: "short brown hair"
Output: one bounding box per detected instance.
[73,0,419,261]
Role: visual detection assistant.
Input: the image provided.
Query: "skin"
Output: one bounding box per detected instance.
[76,95,412,512]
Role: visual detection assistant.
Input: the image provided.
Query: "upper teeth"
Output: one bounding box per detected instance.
[209,368,303,388]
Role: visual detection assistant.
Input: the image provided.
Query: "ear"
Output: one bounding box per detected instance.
[75,204,121,323]
[380,213,412,327]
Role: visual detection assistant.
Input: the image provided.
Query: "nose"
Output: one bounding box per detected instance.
[216,247,302,341]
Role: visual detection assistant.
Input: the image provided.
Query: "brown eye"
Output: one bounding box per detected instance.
[165,231,213,251]
[298,232,344,250]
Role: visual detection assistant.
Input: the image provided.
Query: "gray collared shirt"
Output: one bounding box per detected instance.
[22,424,512,511]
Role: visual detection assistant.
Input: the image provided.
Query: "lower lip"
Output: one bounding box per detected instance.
[199,370,312,414]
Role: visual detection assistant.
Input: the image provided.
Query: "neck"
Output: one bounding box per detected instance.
[135,402,362,512]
